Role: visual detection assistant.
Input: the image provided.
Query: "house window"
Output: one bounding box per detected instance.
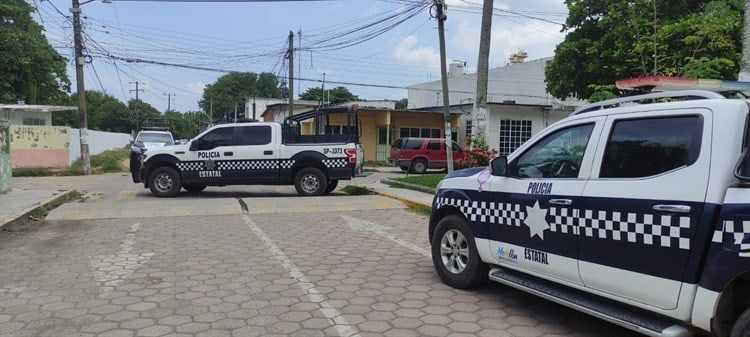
[22,117,45,126]
[498,119,532,155]
[399,127,440,138]
[325,124,357,135]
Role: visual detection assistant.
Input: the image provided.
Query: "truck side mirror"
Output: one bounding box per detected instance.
[490,156,507,176]
[189,139,201,151]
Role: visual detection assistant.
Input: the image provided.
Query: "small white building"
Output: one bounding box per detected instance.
[407,55,585,154]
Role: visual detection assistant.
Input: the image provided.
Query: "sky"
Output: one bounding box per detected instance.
[33,0,569,113]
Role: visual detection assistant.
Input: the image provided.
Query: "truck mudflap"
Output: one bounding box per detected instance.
[699,187,750,292]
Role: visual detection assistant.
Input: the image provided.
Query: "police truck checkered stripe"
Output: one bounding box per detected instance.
[175,159,297,172]
[437,197,693,250]
[322,158,347,168]
[713,220,750,258]
[176,162,204,171]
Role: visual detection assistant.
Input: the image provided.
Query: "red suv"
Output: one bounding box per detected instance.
[389,138,466,174]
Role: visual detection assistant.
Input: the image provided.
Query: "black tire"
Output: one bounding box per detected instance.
[183,184,207,192]
[431,214,488,289]
[731,307,750,337]
[410,159,428,174]
[294,167,328,196]
[324,180,338,194]
[148,167,182,197]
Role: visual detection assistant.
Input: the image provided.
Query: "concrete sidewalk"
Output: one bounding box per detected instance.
[0,188,72,230]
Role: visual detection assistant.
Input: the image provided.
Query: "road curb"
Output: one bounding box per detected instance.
[0,190,73,231]
[361,187,432,209]
[380,178,437,194]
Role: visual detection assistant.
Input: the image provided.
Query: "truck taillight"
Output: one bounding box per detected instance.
[345,148,357,163]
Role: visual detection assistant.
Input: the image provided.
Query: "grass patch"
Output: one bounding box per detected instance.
[392,174,445,189]
[341,185,374,195]
[13,148,130,177]
[10,167,53,177]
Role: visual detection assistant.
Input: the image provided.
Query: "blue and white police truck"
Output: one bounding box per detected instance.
[130,107,362,197]
[429,90,750,337]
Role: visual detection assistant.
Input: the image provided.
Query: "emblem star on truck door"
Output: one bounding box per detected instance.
[524,201,550,239]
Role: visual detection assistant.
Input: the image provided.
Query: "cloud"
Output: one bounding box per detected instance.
[393,35,441,70]
[186,82,206,95]
[445,1,566,68]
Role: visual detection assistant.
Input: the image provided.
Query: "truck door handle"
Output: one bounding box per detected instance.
[264,150,273,155]
[224,152,233,156]
[652,204,691,214]
[549,199,572,206]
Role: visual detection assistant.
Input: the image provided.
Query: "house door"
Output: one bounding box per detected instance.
[376,126,390,162]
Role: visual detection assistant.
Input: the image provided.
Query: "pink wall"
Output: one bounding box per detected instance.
[11,149,69,168]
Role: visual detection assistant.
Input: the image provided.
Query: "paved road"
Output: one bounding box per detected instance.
[1,173,636,337]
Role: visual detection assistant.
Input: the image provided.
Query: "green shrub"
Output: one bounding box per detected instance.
[12,167,53,177]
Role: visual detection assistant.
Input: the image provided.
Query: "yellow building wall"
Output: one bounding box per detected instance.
[292,110,460,162]
[9,125,70,168]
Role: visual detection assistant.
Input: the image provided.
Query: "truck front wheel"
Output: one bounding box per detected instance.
[295,167,328,196]
[731,307,750,337]
[149,167,182,197]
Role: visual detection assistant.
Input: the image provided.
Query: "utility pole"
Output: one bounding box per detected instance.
[72,0,90,175]
[435,0,453,173]
[164,93,175,113]
[740,0,750,81]
[472,0,494,142]
[288,31,294,118]
[130,81,144,130]
[321,72,326,106]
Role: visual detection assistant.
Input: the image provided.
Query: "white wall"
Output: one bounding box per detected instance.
[69,129,132,165]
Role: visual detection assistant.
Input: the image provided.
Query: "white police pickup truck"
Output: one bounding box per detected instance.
[130,107,362,197]
[429,90,750,337]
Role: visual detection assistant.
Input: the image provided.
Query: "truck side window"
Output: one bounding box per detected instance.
[403,139,422,150]
[427,140,441,150]
[511,124,594,179]
[600,116,701,178]
[238,126,272,146]
[198,127,234,150]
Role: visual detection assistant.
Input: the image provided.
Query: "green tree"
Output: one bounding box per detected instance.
[299,86,359,104]
[129,99,162,128]
[0,1,70,104]
[546,0,743,100]
[54,91,131,131]
[395,98,408,109]
[198,72,281,122]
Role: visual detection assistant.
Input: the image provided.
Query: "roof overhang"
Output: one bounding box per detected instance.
[0,104,76,113]
[616,76,750,93]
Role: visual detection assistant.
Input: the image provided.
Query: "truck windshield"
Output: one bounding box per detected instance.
[138,133,173,143]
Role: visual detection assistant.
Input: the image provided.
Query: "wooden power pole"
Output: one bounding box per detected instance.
[288,31,294,118]
[435,0,453,173]
[72,0,91,175]
[472,0,494,141]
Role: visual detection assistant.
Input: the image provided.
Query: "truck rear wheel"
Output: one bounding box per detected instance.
[324,180,338,194]
[295,167,328,196]
[149,167,182,197]
[410,159,427,174]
